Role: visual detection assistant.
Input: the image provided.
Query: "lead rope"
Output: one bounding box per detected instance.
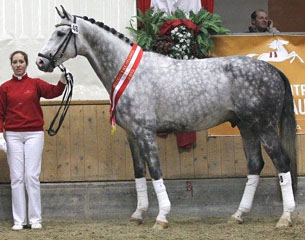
[47,64,74,136]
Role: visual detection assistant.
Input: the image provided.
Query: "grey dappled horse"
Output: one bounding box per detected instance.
[36,7,297,228]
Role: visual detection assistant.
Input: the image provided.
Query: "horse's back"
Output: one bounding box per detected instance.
[123,54,286,131]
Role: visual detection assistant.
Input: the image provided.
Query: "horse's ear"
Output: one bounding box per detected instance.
[55,6,65,19]
[60,5,71,20]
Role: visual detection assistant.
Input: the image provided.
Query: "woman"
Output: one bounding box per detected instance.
[0,50,67,230]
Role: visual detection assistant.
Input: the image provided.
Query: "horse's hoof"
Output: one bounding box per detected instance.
[152,220,169,230]
[230,214,244,224]
[276,218,292,228]
[130,217,143,225]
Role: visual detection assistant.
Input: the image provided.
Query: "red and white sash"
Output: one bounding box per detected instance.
[110,44,143,128]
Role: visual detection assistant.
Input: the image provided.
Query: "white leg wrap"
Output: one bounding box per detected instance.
[153,178,171,223]
[131,177,149,220]
[238,175,260,213]
[279,172,295,212]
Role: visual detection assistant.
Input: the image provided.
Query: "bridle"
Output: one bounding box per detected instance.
[38,15,79,136]
[38,15,78,69]
[47,64,74,136]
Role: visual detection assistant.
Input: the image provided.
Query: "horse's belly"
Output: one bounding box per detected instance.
[156,107,231,132]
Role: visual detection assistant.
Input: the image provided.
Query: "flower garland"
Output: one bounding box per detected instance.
[169,25,193,59]
[128,8,230,59]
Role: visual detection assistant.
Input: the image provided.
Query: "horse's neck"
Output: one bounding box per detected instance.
[277,43,288,54]
[80,22,131,93]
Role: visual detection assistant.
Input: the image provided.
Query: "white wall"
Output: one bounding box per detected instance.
[0,0,136,100]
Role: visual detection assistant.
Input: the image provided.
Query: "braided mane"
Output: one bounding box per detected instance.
[81,16,134,46]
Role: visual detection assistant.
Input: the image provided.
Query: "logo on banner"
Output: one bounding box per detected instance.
[247,39,304,63]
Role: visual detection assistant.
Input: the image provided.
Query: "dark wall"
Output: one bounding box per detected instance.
[214,0,305,33]
[269,0,305,32]
[214,0,268,33]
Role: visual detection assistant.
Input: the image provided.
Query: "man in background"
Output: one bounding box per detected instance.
[248,9,280,33]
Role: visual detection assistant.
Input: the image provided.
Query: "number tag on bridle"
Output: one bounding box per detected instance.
[71,23,79,34]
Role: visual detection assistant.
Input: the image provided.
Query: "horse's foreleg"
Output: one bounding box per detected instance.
[232,127,264,224]
[152,178,171,229]
[127,133,149,225]
[260,128,295,228]
[136,130,171,229]
[131,177,149,225]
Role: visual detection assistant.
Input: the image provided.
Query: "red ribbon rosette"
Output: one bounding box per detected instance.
[158,19,200,36]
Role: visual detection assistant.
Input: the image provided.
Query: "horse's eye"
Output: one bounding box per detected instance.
[57,31,65,37]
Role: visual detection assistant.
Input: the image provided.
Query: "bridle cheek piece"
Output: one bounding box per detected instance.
[37,15,78,136]
[38,15,78,69]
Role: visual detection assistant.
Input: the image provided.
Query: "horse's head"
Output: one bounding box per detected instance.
[269,39,289,50]
[36,6,79,72]
[278,39,289,45]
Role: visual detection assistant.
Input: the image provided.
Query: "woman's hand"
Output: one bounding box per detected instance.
[59,72,67,84]
[59,67,71,85]
[0,133,7,153]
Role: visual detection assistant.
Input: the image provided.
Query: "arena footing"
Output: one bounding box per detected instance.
[0,177,305,221]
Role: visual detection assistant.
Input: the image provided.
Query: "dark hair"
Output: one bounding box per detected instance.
[10,50,28,65]
[251,9,266,20]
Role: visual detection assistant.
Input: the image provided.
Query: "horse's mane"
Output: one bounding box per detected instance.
[80,16,134,47]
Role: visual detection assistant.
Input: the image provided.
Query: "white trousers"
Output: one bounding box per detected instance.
[6,131,44,225]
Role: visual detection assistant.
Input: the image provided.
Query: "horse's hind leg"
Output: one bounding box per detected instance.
[231,127,264,224]
[259,127,295,227]
[126,132,148,225]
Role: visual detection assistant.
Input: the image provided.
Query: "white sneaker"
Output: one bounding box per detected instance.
[31,223,42,229]
[12,224,23,231]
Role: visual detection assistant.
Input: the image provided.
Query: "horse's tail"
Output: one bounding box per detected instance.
[278,70,297,194]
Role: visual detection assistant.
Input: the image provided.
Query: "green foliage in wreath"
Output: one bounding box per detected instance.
[127,8,230,59]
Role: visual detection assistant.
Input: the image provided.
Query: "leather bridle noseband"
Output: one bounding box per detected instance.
[38,16,79,136]
[38,15,78,69]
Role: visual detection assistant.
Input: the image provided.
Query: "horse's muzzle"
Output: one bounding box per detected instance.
[36,55,54,72]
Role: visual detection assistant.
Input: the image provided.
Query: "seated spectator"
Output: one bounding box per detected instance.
[248,9,279,33]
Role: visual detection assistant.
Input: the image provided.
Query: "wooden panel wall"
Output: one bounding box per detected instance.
[269,0,305,32]
[0,101,304,183]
